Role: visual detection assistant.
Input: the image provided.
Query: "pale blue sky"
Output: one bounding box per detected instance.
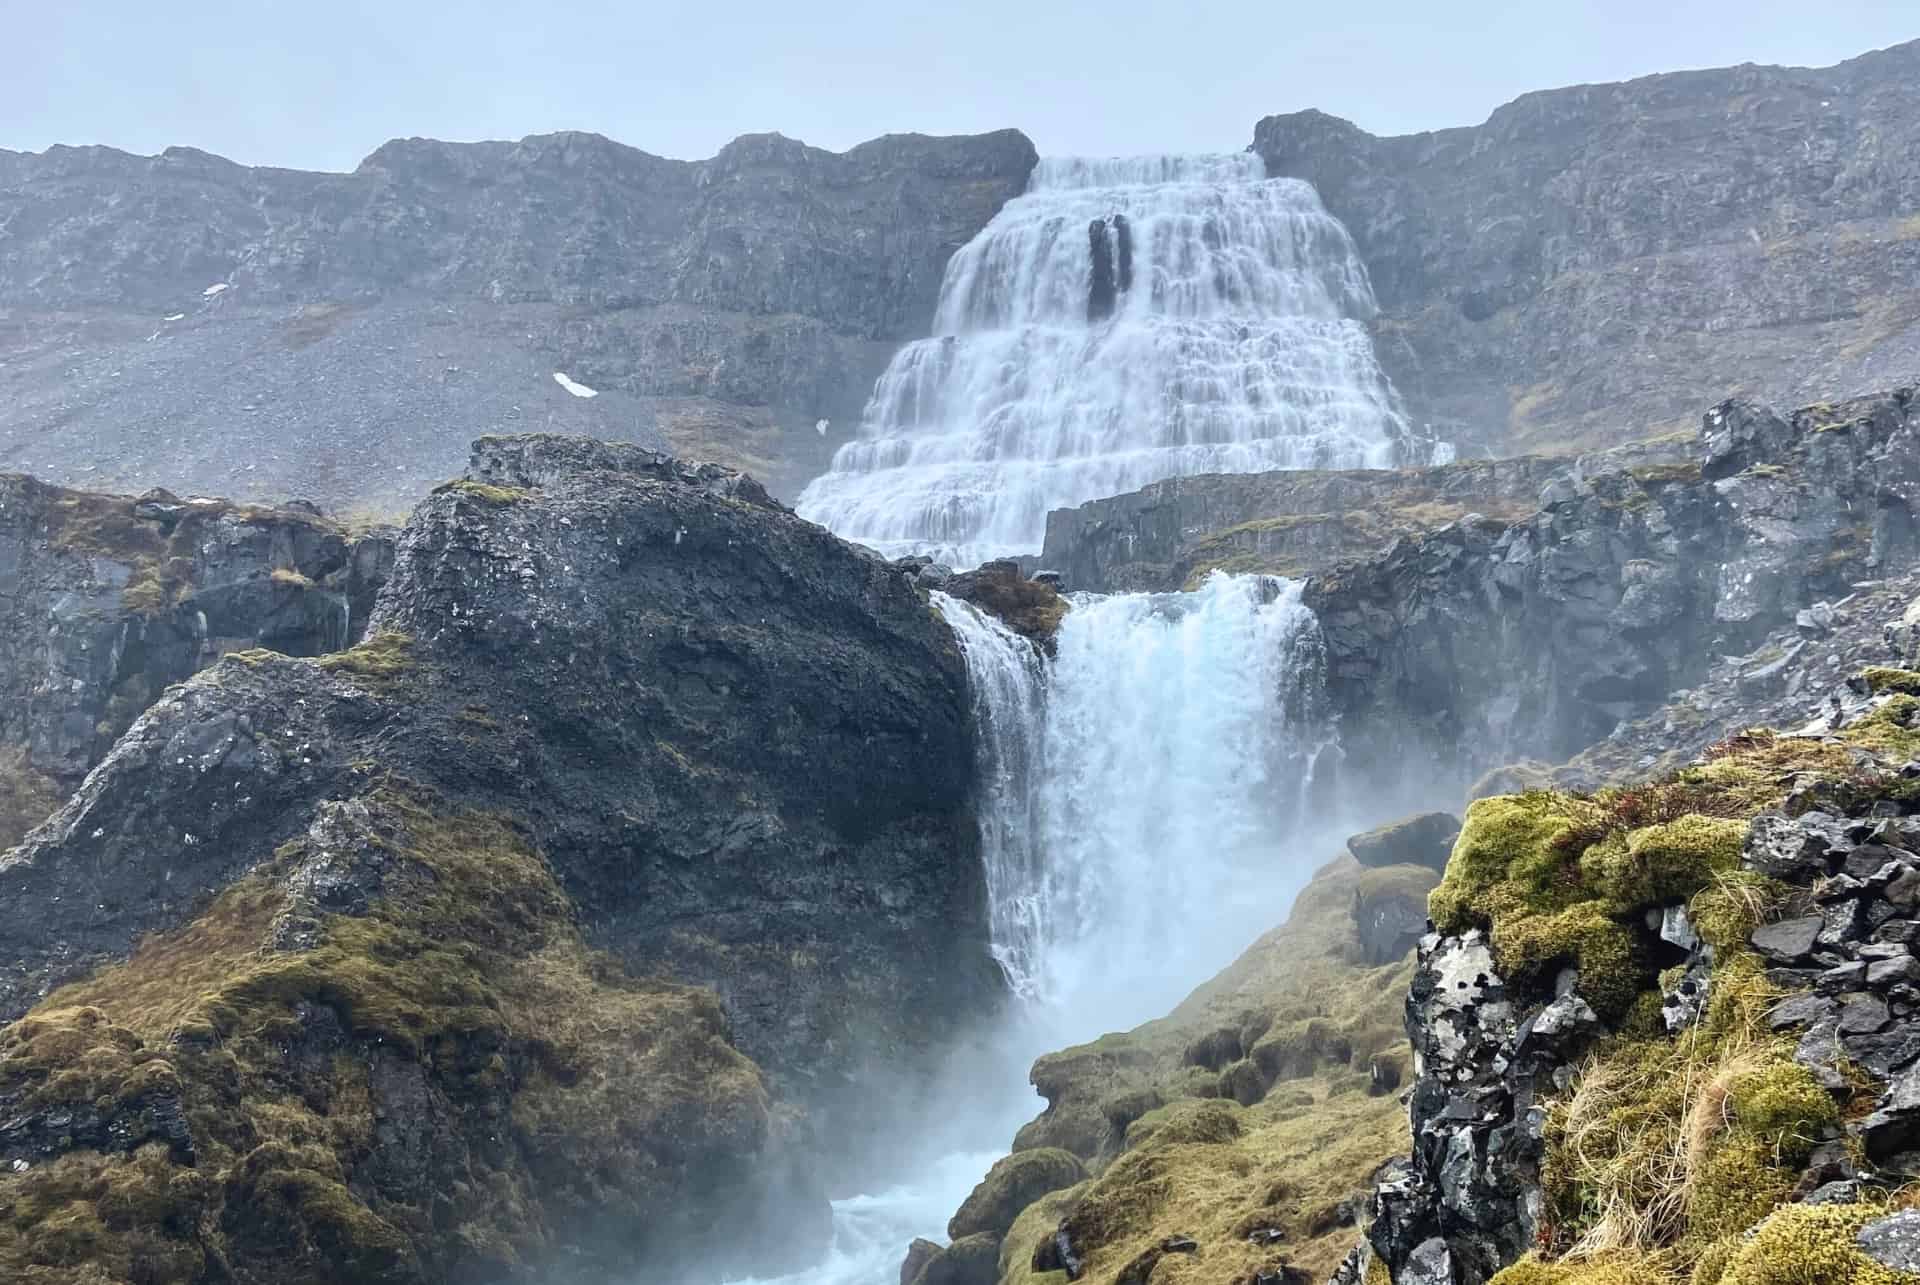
[4,1,1916,169]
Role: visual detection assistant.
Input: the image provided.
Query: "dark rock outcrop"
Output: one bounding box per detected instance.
[942,559,1071,655]
[1347,812,1461,872]
[1307,389,1920,780]
[0,128,1037,505]
[1038,454,1610,594]
[0,473,393,796]
[0,436,1001,1279]
[1256,40,1920,458]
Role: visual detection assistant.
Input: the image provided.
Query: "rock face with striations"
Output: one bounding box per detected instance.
[0,128,1037,506]
[1257,40,1920,458]
[0,436,999,1282]
[1307,388,1920,781]
[0,473,394,844]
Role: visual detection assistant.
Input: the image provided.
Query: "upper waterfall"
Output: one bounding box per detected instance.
[796,152,1438,566]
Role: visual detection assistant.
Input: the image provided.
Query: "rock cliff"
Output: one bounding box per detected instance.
[0,128,1036,506]
[1306,389,1920,781]
[0,437,999,1281]
[0,474,393,841]
[1257,40,1920,458]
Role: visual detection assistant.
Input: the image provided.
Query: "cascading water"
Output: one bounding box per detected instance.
[728,573,1341,1285]
[942,573,1336,1020]
[728,153,1398,1285]
[796,153,1438,566]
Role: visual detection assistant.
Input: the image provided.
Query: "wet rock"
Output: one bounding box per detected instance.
[1347,812,1462,872]
[901,1239,942,1285]
[943,560,1071,655]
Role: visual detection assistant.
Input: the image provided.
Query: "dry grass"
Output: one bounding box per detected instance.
[0,747,65,851]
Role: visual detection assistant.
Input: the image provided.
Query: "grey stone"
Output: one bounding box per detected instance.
[1768,993,1836,1031]
[1868,957,1920,988]
[1659,905,1700,952]
[1837,994,1891,1035]
[1857,1210,1920,1274]
[1804,1180,1864,1205]
[1752,915,1825,962]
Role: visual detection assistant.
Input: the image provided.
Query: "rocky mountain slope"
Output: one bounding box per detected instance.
[936,416,1920,1285]
[1257,39,1920,460]
[0,129,1036,508]
[0,437,1000,1282]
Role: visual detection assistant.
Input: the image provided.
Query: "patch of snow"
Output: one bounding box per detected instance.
[815,418,830,436]
[553,371,598,399]
[202,282,229,298]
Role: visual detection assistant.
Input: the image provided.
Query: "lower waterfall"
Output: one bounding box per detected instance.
[726,573,1342,1285]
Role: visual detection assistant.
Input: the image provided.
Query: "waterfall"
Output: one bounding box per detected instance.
[939,572,1335,1025]
[796,153,1438,566]
[721,575,1339,1285]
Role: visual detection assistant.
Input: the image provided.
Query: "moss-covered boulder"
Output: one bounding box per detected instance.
[949,1148,1086,1242]
[0,786,815,1284]
[942,559,1071,654]
[911,1232,1001,1285]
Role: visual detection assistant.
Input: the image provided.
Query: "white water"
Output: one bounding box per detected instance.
[796,153,1433,566]
[731,574,1337,1285]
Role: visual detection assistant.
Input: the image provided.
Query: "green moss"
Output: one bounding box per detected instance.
[1714,1203,1907,1285]
[1840,695,1920,758]
[1859,667,1920,696]
[439,479,530,505]
[314,631,414,683]
[0,784,771,1282]
[948,1148,1085,1241]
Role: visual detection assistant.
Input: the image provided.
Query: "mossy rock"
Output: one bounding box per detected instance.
[949,1148,1087,1242]
[0,784,782,1282]
[1250,1017,1353,1083]
[999,1182,1087,1285]
[1713,1203,1910,1285]
[911,1231,1001,1285]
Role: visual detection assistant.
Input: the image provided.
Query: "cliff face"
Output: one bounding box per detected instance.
[0,128,1036,505]
[1306,389,1920,781]
[0,438,998,1281]
[1256,40,1920,458]
[0,475,394,829]
[1037,444,1685,595]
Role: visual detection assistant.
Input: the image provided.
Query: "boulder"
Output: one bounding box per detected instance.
[0,436,1002,1281]
[949,1148,1087,1242]
[911,1233,1001,1285]
[901,1238,942,1285]
[1347,812,1462,872]
[943,560,1071,655]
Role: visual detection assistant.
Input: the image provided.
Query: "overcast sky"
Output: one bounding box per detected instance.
[5,1,1916,171]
